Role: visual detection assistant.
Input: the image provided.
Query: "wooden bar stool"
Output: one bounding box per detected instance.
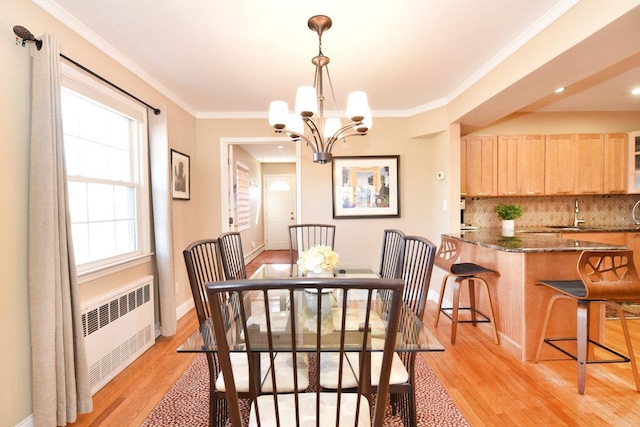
[535,250,640,394]
[434,236,500,344]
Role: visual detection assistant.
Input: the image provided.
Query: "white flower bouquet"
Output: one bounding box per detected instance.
[297,245,340,274]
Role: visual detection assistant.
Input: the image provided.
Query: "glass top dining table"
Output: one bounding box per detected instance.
[177,263,444,354]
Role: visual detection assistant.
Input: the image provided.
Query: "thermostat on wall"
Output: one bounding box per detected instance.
[436,171,446,180]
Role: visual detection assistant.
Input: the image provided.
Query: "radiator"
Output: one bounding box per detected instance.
[81,275,155,395]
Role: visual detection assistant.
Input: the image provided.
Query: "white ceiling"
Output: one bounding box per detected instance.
[38,0,640,162]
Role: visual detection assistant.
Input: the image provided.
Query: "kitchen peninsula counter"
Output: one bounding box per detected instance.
[451,228,628,253]
[442,230,627,361]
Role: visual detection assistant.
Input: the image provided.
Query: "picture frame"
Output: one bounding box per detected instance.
[331,155,400,219]
[171,149,190,200]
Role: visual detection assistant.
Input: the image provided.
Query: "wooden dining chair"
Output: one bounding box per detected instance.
[535,250,640,394]
[379,229,405,280]
[288,224,336,265]
[183,239,228,427]
[206,277,405,427]
[323,235,436,427]
[184,239,309,427]
[217,232,248,280]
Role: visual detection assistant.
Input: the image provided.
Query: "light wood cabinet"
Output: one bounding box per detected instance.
[627,132,640,193]
[575,133,604,194]
[461,135,497,197]
[460,136,468,196]
[462,132,630,197]
[497,135,518,196]
[603,133,627,194]
[545,134,576,195]
[518,135,545,196]
[497,135,545,196]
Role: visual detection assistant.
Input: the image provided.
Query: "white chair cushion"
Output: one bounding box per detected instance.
[249,392,370,426]
[319,351,409,389]
[216,352,309,393]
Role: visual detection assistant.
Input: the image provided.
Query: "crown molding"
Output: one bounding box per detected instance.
[33,0,196,117]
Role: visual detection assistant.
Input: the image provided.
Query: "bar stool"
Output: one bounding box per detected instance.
[535,250,640,394]
[434,236,500,344]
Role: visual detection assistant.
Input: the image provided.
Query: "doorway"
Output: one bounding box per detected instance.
[264,174,296,249]
[219,137,302,239]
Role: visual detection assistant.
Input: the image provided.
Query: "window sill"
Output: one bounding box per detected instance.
[78,253,155,284]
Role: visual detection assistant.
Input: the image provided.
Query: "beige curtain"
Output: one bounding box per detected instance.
[148,111,177,336]
[28,35,92,426]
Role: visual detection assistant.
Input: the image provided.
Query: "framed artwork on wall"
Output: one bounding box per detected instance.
[171,149,190,200]
[331,155,400,219]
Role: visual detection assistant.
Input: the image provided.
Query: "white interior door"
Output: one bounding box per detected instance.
[264,174,296,250]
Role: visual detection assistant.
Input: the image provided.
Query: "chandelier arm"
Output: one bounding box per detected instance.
[302,117,325,152]
[327,132,367,151]
[285,132,317,152]
[326,122,365,150]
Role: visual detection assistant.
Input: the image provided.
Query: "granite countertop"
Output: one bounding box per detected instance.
[446,228,630,253]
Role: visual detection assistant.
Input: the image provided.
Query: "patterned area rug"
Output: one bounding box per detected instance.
[142,353,469,426]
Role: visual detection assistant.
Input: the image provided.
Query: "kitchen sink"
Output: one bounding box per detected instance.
[546,225,594,231]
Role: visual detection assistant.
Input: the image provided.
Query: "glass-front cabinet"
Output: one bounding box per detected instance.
[629,132,640,193]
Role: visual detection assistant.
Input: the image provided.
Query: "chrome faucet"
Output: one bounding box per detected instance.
[573,199,586,227]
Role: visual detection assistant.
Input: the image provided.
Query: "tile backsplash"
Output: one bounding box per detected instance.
[463,195,640,228]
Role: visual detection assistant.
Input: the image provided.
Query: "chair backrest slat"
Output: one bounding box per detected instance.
[218,232,247,280]
[288,224,336,265]
[183,239,224,324]
[379,229,405,279]
[207,278,404,427]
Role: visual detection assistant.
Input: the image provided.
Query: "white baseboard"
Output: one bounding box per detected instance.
[176,298,195,321]
[15,414,33,427]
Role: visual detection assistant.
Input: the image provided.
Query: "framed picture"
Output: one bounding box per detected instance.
[171,149,190,200]
[332,155,400,219]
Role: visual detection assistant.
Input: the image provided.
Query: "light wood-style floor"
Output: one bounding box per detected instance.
[69,251,640,426]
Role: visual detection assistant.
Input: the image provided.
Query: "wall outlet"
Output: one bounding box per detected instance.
[174,282,179,295]
[251,241,256,249]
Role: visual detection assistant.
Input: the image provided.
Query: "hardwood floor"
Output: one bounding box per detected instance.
[69,251,640,426]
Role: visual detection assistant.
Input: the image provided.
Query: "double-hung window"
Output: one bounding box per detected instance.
[60,65,151,278]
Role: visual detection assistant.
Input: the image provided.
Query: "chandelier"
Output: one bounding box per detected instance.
[268,15,372,164]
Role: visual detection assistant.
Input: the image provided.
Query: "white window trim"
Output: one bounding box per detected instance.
[61,63,152,276]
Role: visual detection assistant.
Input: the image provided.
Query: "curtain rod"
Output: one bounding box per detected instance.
[13,25,161,116]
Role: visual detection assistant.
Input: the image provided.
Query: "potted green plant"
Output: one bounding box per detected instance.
[495,203,523,236]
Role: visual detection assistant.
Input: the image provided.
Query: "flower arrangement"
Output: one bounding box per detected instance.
[297,245,340,274]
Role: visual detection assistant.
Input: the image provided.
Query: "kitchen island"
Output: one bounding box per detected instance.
[443,229,627,361]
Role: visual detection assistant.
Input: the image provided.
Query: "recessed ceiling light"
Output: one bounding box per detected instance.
[632,87,640,95]
[277,145,284,149]
[554,87,565,93]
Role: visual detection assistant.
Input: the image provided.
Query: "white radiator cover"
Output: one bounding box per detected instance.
[81,275,155,395]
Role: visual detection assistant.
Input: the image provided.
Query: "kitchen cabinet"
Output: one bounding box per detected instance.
[603,133,627,194]
[545,134,576,195]
[497,135,545,196]
[461,135,497,197]
[517,135,545,196]
[460,136,467,196]
[497,135,518,195]
[628,131,640,193]
[575,133,604,194]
